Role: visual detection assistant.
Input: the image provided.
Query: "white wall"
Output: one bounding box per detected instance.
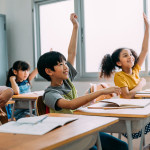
[0,0,6,14]
[1,0,150,96]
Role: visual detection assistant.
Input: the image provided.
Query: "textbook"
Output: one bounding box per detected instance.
[0,115,78,135]
[88,99,150,109]
[136,89,150,94]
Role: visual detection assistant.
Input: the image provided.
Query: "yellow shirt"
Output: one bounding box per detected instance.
[114,64,141,97]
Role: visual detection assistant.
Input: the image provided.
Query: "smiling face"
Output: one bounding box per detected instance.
[53,60,69,80]
[45,60,69,85]
[117,49,135,69]
[14,69,30,82]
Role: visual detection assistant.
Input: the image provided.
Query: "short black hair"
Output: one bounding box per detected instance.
[37,51,66,81]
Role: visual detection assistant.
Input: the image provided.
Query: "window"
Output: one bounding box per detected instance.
[33,0,148,80]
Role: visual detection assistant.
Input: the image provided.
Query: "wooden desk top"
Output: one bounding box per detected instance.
[12,91,44,100]
[6,100,15,105]
[135,93,150,98]
[74,104,150,118]
[0,113,118,150]
[135,89,150,98]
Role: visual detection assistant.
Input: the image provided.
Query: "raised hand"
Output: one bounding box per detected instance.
[70,13,79,27]
[143,12,149,29]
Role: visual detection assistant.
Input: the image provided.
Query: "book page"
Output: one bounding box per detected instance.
[136,89,150,94]
[88,99,150,109]
[0,116,78,135]
[17,115,47,124]
[101,99,150,107]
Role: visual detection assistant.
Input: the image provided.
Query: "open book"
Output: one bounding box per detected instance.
[0,115,78,135]
[88,99,150,109]
[136,89,150,94]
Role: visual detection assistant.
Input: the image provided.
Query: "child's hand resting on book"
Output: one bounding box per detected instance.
[102,86,121,96]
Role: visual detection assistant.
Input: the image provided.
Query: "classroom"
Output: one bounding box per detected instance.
[0,0,150,150]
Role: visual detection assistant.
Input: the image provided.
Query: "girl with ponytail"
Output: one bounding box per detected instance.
[6,60,38,120]
[100,13,150,139]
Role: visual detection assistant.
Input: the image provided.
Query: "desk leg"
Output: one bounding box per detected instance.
[29,101,33,116]
[125,120,133,150]
[139,121,145,150]
[96,132,102,150]
[11,103,15,121]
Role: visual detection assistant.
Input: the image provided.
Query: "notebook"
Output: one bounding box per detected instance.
[136,89,150,94]
[88,99,150,109]
[0,115,78,135]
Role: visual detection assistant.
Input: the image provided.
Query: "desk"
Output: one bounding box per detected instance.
[135,93,150,98]
[11,91,44,120]
[74,105,150,150]
[0,113,118,150]
[6,101,15,105]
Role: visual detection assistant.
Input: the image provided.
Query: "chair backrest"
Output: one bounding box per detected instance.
[90,83,112,102]
[36,96,47,116]
[0,107,8,124]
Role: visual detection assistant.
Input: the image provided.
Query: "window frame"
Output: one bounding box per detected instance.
[33,0,149,81]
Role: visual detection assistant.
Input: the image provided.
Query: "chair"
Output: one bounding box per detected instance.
[36,96,49,116]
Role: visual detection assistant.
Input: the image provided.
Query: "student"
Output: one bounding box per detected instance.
[0,86,14,124]
[6,61,38,120]
[100,13,149,139]
[37,13,128,150]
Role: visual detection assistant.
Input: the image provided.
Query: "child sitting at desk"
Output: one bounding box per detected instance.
[37,13,128,150]
[100,13,149,139]
[6,61,38,120]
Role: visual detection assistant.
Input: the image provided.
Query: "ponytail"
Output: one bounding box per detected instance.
[6,68,15,86]
[99,54,116,78]
[6,60,31,86]
[100,48,138,78]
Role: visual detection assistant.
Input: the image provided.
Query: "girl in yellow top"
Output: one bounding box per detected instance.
[100,13,149,139]
[100,13,148,99]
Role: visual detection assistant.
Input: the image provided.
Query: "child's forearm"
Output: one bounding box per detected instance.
[123,91,137,99]
[68,25,78,66]
[58,89,113,110]
[141,27,149,54]
[29,68,38,81]
[142,13,149,54]
[137,14,149,66]
[10,79,19,95]
[126,81,145,98]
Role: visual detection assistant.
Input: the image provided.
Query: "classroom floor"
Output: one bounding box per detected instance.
[113,133,150,150]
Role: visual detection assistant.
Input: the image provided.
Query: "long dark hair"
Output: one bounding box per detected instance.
[6,61,30,86]
[99,48,138,78]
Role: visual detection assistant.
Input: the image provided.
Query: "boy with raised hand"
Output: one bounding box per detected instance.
[37,13,128,150]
